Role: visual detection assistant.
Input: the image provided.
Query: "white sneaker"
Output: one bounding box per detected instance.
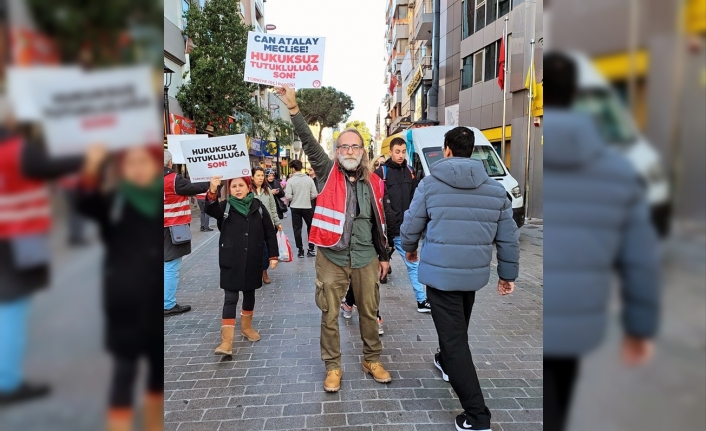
[340,302,353,319]
[378,317,384,335]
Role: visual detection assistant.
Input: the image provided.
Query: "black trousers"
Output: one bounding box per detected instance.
[544,357,579,431]
[291,207,314,251]
[427,286,491,429]
[223,290,256,318]
[344,285,381,320]
[197,199,211,229]
[109,346,162,407]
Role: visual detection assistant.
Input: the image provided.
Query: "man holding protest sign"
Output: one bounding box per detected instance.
[275,85,391,393]
[163,150,211,316]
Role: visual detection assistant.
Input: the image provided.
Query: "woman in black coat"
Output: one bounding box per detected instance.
[76,145,164,431]
[266,169,286,219]
[205,175,279,354]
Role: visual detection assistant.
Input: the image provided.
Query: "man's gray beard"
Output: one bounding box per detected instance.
[337,153,362,171]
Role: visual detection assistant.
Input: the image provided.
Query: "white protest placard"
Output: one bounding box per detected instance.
[34,65,161,156]
[6,66,82,121]
[167,134,208,164]
[180,134,250,182]
[244,32,325,88]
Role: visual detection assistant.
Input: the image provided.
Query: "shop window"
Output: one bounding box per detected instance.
[473,51,484,85]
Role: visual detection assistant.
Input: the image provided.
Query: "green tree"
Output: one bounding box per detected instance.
[177,0,264,136]
[333,120,372,148]
[27,0,162,65]
[296,87,354,143]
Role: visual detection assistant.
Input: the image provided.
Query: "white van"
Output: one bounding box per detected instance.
[396,126,526,228]
[569,52,671,236]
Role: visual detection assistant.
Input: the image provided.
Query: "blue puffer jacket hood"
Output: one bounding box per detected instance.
[429,157,489,190]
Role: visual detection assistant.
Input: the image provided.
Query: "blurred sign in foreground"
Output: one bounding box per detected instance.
[31,66,160,156]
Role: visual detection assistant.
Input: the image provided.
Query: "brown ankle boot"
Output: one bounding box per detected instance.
[363,361,392,383]
[324,369,342,392]
[262,270,271,284]
[106,409,132,431]
[214,325,235,355]
[240,313,260,341]
[143,392,163,431]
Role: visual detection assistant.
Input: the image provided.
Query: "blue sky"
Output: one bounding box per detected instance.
[264,0,387,134]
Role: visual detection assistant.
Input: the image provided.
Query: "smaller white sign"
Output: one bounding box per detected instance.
[167,134,208,164]
[445,104,459,127]
[180,134,251,182]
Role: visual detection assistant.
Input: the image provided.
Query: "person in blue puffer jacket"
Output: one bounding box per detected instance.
[542,52,660,431]
[400,126,520,431]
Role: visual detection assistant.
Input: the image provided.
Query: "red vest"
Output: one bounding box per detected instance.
[0,138,51,240]
[310,163,386,248]
[163,172,192,227]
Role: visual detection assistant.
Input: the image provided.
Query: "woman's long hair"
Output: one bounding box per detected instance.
[335,128,371,182]
[251,166,271,195]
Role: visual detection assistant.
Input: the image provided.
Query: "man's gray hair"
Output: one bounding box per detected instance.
[335,128,365,147]
[164,150,173,167]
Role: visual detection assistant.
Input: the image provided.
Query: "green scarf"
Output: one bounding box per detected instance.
[118,177,163,218]
[228,192,254,217]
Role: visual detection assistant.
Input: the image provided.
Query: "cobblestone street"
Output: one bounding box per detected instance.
[164,212,544,431]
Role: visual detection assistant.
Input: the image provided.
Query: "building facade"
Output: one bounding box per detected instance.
[382,0,544,218]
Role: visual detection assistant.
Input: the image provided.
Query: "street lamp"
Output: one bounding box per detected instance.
[384,113,392,136]
[164,65,174,136]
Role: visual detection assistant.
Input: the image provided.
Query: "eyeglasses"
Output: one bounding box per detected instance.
[374,162,380,167]
[337,145,363,153]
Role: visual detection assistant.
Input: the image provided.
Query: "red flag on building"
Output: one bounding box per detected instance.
[497,36,505,90]
[389,74,398,95]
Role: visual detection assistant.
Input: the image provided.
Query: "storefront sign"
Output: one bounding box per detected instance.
[169,113,196,134]
[180,134,250,182]
[244,32,326,88]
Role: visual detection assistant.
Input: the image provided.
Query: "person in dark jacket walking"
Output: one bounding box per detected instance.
[0,114,82,405]
[401,126,520,431]
[205,175,279,352]
[374,138,430,312]
[543,52,660,431]
[266,169,286,220]
[163,150,210,316]
[77,144,165,431]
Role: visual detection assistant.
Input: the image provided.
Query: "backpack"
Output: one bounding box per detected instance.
[381,164,414,181]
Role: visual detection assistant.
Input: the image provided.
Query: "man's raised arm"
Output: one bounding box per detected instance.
[275,85,333,181]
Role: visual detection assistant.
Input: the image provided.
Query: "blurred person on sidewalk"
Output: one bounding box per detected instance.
[76,144,164,431]
[205,175,279,351]
[163,150,210,316]
[284,159,318,258]
[195,190,213,232]
[266,169,286,220]
[400,126,520,431]
[308,166,319,204]
[0,97,83,406]
[543,52,661,431]
[276,85,391,393]
[252,166,283,285]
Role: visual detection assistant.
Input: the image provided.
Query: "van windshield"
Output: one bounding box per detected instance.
[423,146,506,177]
[573,89,638,145]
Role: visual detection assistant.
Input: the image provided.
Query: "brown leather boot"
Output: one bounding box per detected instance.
[323,369,342,392]
[262,270,271,284]
[240,313,261,341]
[362,361,392,383]
[143,392,163,431]
[214,325,235,355]
[106,409,132,431]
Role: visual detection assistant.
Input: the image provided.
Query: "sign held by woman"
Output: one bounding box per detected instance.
[180,134,250,182]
